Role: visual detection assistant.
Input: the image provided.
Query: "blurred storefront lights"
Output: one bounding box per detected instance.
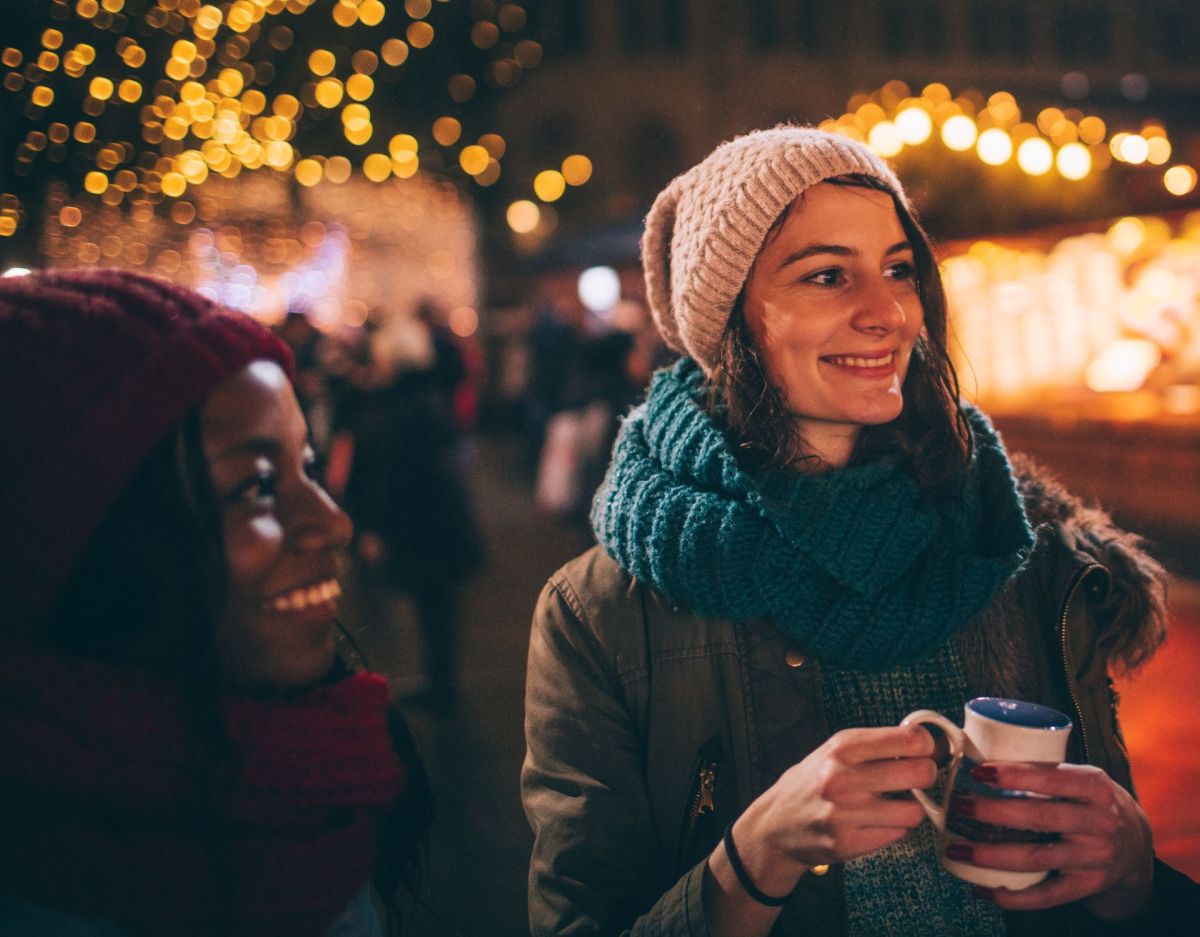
[1056,143,1092,180]
[941,114,977,151]
[977,128,1013,165]
[506,199,539,234]
[895,107,932,145]
[578,266,620,314]
[1017,137,1053,176]
[1164,166,1198,197]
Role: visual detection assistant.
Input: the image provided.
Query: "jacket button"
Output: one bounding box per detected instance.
[784,647,807,669]
[811,864,830,876]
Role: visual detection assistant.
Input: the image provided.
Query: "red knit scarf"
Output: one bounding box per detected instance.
[0,643,407,936]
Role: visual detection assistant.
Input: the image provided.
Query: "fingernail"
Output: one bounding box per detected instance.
[973,885,995,901]
[945,842,974,861]
[970,764,999,783]
[949,796,975,817]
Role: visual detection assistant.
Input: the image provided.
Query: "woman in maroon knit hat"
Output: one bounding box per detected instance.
[0,269,432,936]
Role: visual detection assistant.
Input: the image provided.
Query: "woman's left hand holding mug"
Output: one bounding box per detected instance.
[953,761,1154,920]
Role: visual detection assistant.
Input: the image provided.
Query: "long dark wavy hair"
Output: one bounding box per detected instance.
[41,412,432,926]
[707,173,972,494]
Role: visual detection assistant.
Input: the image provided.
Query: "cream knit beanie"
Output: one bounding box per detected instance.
[641,125,907,373]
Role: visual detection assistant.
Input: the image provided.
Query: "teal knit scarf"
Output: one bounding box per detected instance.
[591,358,1035,670]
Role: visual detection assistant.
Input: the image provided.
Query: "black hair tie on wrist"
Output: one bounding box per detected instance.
[722,823,789,907]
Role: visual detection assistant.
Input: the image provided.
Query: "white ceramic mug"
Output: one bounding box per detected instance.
[900,697,1072,891]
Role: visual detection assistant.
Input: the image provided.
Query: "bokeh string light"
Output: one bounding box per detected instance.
[1,0,569,242]
[819,80,1195,196]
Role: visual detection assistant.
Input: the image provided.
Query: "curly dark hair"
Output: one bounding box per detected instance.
[707,173,972,494]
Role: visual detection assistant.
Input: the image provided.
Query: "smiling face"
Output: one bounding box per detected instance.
[742,181,925,468]
[202,360,353,690]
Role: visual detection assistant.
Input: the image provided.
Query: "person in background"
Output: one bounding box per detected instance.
[522,126,1198,936]
[338,303,483,708]
[0,269,432,936]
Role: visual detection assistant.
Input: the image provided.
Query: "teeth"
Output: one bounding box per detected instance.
[269,578,341,612]
[828,352,894,368]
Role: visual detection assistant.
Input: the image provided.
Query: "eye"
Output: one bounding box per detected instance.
[222,470,278,508]
[886,260,917,282]
[302,452,321,482]
[803,267,845,287]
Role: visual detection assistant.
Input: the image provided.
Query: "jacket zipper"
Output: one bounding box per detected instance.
[677,735,723,870]
[1058,563,1108,766]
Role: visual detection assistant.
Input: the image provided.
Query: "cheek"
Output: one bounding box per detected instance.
[222,516,286,594]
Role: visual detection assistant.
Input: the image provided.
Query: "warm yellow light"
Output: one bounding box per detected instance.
[562,154,592,186]
[273,94,300,119]
[84,171,108,195]
[173,40,198,62]
[118,78,142,102]
[42,29,64,50]
[381,39,409,66]
[342,103,371,130]
[345,122,373,145]
[359,0,386,26]
[977,128,1012,165]
[406,0,432,16]
[165,58,190,81]
[1056,142,1091,180]
[352,50,379,75]
[459,145,489,175]
[74,121,96,143]
[346,73,373,101]
[1164,165,1198,196]
[180,80,206,104]
[363,152,392,182]
[178,151,208,183]
[60,205,83,227]
[1077,116,1105,145]
[38,51,60,72]
[161,173,187,198]
[1119,135,1149,165]
[75,44,96,65]
[242,90,266,114]
[408,22,435,47]
[89,76,114,100]
[534,170,566,202]
[392,151,419,178]
[309,49,336,76]
[264,140,293,169]
[1016,137,1053,176]
[1146,137,1171,165]
[894,107,932,145]
[315,78,344,108]
[1107,217,1145,255]
[432,116,461,146]
[326,155,352,183]
[1085,340,1161,393]
[332,1,359,27]
[389,133,419,155]
[941,114,978,151]
[217,68,244,96]
[31,86,55,107]
[507,200,540,233]
[867,121,903,157]
[197,5,223,31]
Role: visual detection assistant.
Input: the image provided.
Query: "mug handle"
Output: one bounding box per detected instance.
[899,709,965,832]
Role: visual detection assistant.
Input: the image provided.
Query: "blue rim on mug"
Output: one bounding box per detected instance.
[967,697,1071,730]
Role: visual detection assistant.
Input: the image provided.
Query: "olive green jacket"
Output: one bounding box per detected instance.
[522,459,1190,936]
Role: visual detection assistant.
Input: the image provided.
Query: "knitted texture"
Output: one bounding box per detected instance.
[0,640,406,937]
[641,125,905,373]
[0,269,292,630]
[821,641,1005,936]
[590,359,1035,670]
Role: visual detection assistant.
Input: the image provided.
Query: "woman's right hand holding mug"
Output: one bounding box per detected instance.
[705,723,937,935]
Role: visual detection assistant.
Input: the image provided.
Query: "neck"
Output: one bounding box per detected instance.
[789,420,861,470]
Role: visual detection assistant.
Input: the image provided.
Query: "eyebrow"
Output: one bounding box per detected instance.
[777,239,913,270]
[208,436,282,463]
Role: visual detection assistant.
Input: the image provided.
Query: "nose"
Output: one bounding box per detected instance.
[290,479,354,554]
[852,276,908,335]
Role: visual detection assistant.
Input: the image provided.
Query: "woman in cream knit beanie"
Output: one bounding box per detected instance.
[524,126,1181,937]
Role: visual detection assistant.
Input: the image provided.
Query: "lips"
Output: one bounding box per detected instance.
[264,577,341,613]
[822,351,896,368]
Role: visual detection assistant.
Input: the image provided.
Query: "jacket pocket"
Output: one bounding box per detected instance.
[675,734,724,873]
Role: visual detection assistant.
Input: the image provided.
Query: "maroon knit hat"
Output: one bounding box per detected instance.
[0,268,293,630]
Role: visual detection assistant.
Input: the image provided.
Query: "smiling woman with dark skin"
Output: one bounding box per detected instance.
[0,270,431,937]
[521,126,1198,936]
